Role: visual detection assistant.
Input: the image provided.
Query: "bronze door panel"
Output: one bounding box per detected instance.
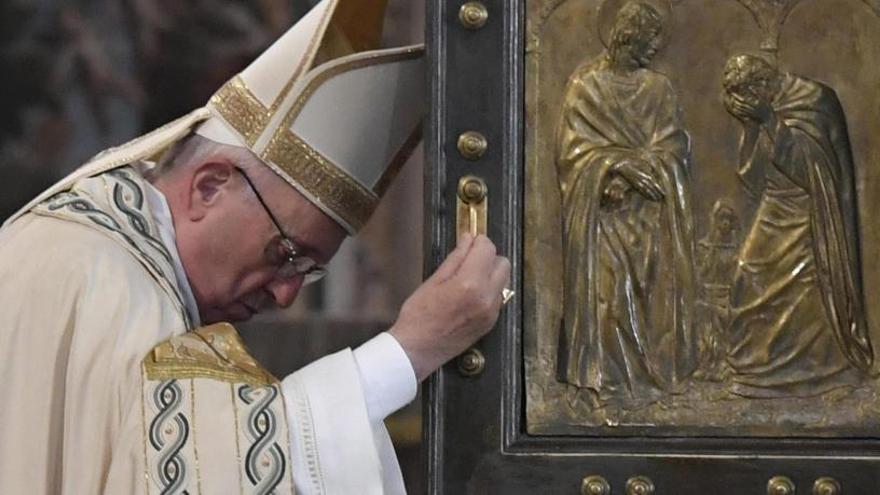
[425,1,880,493]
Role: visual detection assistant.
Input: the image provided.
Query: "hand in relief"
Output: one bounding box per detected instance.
[725,92,771,125]
[390,234,511,381]
[614,159,665,201]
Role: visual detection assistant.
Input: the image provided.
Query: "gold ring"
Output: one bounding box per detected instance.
[502,288,515,305]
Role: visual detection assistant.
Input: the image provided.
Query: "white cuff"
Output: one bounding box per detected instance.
[353,332,418,423]
[282,349,385,495]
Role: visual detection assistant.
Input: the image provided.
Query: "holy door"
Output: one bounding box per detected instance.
[425,0,880,493]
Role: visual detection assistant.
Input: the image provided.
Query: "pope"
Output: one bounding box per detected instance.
[0,1,510,494]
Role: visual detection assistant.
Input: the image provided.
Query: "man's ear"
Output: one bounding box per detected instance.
[186,161,235,221]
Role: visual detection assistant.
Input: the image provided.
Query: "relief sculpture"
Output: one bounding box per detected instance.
[555,1,698,410]
[525,0,880,434]
[693,200,739,382]
[722,54,874,397]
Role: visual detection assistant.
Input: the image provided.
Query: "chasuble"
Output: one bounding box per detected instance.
[0,163,412,494]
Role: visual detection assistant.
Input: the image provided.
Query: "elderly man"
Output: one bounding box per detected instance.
[0,1,510,494]
[723,54,872,398]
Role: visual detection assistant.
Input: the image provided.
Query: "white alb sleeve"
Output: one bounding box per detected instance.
[281,333,417,495]
[352,332,418,422]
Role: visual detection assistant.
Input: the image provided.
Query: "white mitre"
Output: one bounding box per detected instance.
[196,0,424,233]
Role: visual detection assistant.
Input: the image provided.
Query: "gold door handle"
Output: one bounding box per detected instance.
[457,175,488,242]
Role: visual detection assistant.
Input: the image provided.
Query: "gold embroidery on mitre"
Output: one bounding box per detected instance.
[143,323,277,387]
[263,129,378,232]
[261,48,422,232]
[209,76,271,147]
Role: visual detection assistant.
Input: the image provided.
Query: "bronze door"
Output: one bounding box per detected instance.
[425,1,880,493]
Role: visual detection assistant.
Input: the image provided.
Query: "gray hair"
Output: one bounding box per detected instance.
[145,132,264,182]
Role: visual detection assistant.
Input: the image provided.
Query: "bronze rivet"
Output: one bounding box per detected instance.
[768,476,796,495]
[626,475,655,495]
[458,2,489,30]
[458,176,487,203]
[812,477,841,495]
[458,348,486,377]
[457,131,488,160]
[581,475,611,495]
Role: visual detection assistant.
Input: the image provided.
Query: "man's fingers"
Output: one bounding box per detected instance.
[455,235,498,280]
[489,256,512,297]
[427,234,475,284]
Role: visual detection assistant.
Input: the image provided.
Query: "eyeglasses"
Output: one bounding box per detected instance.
[234,167,327,285]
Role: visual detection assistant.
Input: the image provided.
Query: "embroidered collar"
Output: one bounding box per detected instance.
[31,167,195,329]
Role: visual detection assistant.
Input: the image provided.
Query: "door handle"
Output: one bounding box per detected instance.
[455,175,490,378]
[457,175,488,242]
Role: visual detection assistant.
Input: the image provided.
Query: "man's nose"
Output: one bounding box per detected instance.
[266,276,304,308]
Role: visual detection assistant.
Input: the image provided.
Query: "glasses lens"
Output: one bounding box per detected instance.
[292,256,317,273]
[276,262,326,284]
[270,237,326,284]
[303,267,327,285]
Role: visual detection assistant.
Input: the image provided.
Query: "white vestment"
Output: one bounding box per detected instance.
[0,161,416,494]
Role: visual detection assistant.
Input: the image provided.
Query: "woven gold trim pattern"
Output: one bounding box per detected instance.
[261,47,422,232]
[143,323,277,387]
[264,129,378,232]
[209,76,271,147]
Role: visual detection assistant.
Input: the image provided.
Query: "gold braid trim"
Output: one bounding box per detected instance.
[209,76,271,147]
[261,48,422,232]
[144,323,277,388]
[263,129,378,232]
[209,48,422,232]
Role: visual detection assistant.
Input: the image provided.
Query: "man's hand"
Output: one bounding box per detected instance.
[614,159,664,201]
[389,234,511,381]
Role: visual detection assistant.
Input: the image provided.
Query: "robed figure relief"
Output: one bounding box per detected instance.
[722,54,875,398]
[555,1,697,409]
[693,201,740,382]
